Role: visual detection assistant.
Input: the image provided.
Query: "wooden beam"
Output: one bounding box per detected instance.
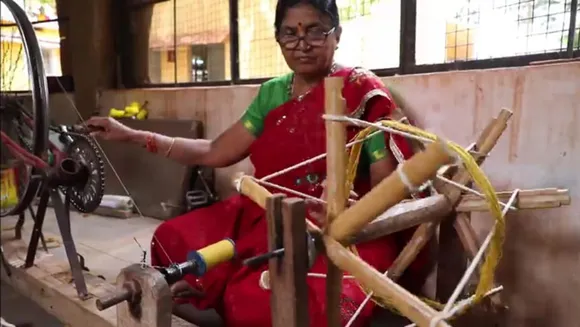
[456,188,570,212]
[267,195,310,327]
[0,236,116,327]
[323,236,451,327]
[0,232,190,327]
[353,194,451,244]
[324,76,347,327]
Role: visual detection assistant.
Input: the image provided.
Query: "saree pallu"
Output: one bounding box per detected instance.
[151,67,429,327]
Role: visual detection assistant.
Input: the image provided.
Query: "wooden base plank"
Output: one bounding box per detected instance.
[1,236,117,327]
[0,234,194,327]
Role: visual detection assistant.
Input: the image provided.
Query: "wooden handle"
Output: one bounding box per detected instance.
[323,236,451,327]
[328,139,455,243]
[233,173,271,209]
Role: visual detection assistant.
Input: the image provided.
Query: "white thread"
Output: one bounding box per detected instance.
[396,164,418,193]
[249,114,505,214]
[345,269,389,327]
[260,129,384,182]
[240,169,515,224]
[436,175,517,211]
[322,114,434,145]
[240,165,516,223]
[321,114,484,158]
[429,313,449,327]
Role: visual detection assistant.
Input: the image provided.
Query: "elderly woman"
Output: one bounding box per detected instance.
[87,0,428,326]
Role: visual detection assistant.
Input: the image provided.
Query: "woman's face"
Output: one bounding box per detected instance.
[277,3,340,77]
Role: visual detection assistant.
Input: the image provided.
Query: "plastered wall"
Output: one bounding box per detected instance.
[51,61,579,326]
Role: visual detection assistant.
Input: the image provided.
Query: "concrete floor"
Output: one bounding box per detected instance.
[0,281,63,327]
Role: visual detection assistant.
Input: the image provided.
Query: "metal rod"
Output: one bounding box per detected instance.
[24,184,50,268]
[568,0,579,57]
[50,189,89,299]
[229,0,240,82]
[399,0,417,74]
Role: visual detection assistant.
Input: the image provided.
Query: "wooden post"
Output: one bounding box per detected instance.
[267,196,310,327]
[129,5,154,85]
[324,76,347,327]
[67,0,116,118]
[116,264,172,327]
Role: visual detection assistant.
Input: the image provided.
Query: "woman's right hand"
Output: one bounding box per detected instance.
[85,116,137,142]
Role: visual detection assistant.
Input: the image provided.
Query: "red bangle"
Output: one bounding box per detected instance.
[145,132,158,153]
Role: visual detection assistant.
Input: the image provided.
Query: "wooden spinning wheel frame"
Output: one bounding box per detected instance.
[232,76,571,327]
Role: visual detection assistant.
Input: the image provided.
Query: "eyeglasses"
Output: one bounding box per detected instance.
[277,27,336,50]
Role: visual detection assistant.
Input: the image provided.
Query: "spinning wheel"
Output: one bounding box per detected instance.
[231,78,570,327]
[0,0,106,298]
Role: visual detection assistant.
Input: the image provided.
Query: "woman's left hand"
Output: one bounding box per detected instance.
[306,180,358,225]
[170,280,205,299]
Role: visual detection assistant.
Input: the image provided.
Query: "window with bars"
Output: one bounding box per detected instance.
[236,0,400,79]
[416,0,578,64]
[146,0,230,84]
[136,0,578,85]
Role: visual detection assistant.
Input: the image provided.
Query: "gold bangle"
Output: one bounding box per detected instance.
[165,138,176,157]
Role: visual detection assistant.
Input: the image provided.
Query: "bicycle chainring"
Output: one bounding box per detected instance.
[60,134,105,213]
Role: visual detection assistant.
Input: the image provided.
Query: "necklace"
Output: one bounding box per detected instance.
[288,63,338,101]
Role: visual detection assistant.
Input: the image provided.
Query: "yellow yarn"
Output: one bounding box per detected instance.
[344,119,505,315]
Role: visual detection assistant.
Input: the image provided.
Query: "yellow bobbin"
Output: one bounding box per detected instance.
[187,238,236,276]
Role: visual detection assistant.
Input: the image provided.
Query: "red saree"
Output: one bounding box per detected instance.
[151,67,428,327]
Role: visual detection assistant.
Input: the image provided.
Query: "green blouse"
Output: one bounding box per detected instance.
[241,74,388,163]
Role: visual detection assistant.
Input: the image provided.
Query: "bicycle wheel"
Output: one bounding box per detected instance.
[0,0,49,217]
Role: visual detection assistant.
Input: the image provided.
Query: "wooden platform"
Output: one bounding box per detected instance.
[0,209,195,327]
